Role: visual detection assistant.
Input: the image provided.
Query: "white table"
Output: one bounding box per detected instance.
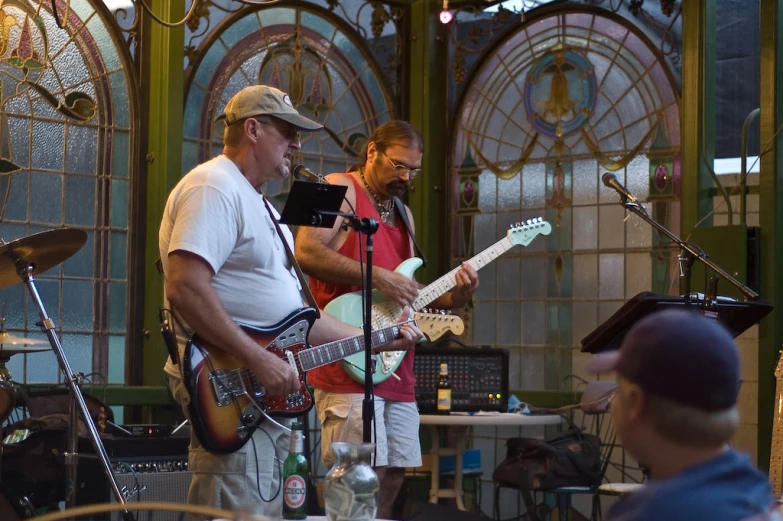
[419,413,563,511]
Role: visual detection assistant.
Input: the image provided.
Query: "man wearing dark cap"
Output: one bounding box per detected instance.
[590,309,777,521]
[159,85,421,516]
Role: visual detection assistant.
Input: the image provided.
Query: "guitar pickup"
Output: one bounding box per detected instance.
[285,350,299,377]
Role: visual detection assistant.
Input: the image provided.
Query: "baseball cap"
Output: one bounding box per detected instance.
[588,309,740,411]
[220,85,323,131]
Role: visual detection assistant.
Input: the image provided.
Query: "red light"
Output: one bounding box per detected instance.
[148,428,153,435]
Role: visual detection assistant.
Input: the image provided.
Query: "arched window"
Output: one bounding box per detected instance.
[0,1,137,387]
[183,5,395,206]
[451,8,680,390]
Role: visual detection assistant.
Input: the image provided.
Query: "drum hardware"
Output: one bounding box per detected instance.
[0,229,134,521]
[0,304,51,426]
[0,348,50,426]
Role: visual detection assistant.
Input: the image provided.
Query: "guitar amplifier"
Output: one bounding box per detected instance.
[77,434,191,521]
[413,346,509,413]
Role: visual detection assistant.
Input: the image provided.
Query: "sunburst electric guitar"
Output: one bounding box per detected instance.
[325,217,552,384]
[183,307,464,454]
[770,350,783,498]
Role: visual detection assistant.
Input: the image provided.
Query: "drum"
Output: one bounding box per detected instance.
[0,340,51,425]
[0,369,15,425]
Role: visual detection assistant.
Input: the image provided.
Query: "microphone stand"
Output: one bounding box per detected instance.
[312,209,379,443]
[358,219,379,443]
[615,197,759,302]
[283,177,380,443]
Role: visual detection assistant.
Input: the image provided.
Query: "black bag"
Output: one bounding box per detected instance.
[492,426,602,491]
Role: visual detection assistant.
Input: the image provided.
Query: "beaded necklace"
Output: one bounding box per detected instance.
[359,169,393,223]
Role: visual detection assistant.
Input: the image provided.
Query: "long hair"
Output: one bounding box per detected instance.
[348,120,424,172]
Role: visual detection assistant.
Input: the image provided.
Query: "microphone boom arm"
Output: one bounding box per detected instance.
[314,210,379,234]
[621,200,759,301]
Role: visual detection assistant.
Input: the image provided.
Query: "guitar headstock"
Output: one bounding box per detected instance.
[776,350,783,379]
[507,217,552,247]
[414,311,465,342]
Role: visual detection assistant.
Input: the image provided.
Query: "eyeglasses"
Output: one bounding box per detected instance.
[380,150,421,179]
[254,118,300,142]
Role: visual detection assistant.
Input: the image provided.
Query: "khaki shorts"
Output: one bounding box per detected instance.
[167,361,292,517]
[314,389,422,469]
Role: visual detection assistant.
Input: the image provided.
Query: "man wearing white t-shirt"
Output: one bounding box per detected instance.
[159,85,422,517]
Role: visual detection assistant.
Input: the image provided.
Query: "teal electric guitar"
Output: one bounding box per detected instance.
[325,217,552,384]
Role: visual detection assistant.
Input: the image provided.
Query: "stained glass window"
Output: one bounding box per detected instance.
[451,10,680,393]
[0,1,135,387]
[183,5,396,207]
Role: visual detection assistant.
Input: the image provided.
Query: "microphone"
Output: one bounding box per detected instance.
[293,164,326,184]
[601,172,638,203]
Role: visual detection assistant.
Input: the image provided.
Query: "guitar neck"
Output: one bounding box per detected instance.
[412,236,515,310]
[297,321,413,371]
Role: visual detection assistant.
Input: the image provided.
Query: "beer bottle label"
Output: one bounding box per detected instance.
[437,388,451,410]
[284,474,307,509]
[290,431,304,454]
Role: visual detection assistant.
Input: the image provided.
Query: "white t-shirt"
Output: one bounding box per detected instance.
[159,155,304,358]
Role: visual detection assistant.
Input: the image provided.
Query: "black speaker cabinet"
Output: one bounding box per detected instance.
[77,435,191,521]
[108,470,192,521]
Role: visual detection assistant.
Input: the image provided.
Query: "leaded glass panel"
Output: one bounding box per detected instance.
[0,1,136,388]
[183,5,394,211]
[450,9,681,408]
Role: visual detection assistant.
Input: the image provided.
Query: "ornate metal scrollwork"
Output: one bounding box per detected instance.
[448,0,681,88]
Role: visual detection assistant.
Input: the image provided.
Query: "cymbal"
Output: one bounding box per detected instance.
[0,228,87,289]
[0,332,48,346]
[0,346,49,358]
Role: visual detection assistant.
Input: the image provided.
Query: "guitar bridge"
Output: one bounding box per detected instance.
[210,369,247,407]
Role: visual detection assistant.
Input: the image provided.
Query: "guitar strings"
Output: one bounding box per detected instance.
[237,320,414,381]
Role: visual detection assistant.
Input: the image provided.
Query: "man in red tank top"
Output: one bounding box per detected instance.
[295,121,479,518]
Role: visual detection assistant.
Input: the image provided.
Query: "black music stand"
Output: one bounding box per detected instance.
[581,291,773,354]
[280,180,348,228]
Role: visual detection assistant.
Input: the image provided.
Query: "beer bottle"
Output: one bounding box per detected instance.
[437,362,451,414]
[283,422,308,519]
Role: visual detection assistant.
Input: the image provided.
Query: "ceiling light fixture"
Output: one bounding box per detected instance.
[439,0,453,24]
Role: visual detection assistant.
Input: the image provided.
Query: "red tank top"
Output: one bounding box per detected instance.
[307,174,415,401]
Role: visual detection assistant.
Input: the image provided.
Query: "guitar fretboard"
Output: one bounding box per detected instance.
[298,321,414,371]
[412,237,515,310]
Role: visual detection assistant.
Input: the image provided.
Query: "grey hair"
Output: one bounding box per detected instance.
[646,394,739,447]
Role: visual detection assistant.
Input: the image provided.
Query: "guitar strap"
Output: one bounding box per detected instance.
[154,257,187,367]
[263,197,321,318]
[392,197,428,268]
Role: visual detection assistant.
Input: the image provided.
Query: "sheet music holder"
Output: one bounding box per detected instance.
[581,291,773,354]
[279,180,348,228]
